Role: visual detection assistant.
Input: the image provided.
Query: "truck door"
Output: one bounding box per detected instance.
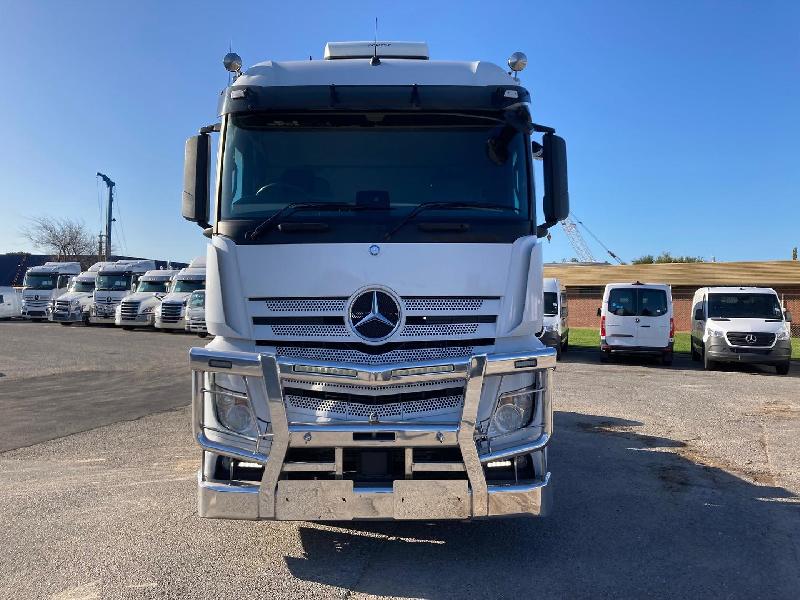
[606,287,638,347]
[635,287,670,348]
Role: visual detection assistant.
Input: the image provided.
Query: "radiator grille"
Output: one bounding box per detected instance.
[263,299,346,312]
[726,332,776,347]
[403,297,485,311]
[400,323,479,337]
[160,302,183,323]
[285,393,463,420]
[276,345,475,364]
[120,301,140,319]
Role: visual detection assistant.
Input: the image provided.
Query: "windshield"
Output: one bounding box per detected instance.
[173,279,204,293]
[23,273,57,290]
[69,280,95,293]
[708,293,783,319]
[220,113,530,228]
[137,281,168,293]
[543,292,558,316]
[189,292,205,308]
[96,274,132,291]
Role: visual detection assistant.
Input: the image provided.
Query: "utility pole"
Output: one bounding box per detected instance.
[98,232,104,262]
[97,172,115,260]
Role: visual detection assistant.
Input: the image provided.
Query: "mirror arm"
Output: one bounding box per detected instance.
[536,220,560,238]
[199,123,220,134]
[532,122,556,134]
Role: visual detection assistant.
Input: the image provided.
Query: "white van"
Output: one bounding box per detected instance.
[598,282,674,364]
[537,278,569,358]
[185,289,207,337]
[0,286,22,319]
[690,287,792,375]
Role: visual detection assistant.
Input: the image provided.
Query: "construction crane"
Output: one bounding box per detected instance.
[557,213,625,264]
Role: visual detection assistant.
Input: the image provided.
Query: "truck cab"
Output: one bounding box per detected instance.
[89,260,156,325]
[691,286,792,374]
[116,269,178,329]
[50,262,112,325]
[21,262,81,321]
[154,258,206,331]
[181,41,570,521]
[537,278,569,359]
[185,289,207,337]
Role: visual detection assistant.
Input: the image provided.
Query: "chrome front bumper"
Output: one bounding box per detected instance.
[190,347,555,521]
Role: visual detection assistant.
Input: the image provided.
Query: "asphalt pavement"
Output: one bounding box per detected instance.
[0,321,798,599]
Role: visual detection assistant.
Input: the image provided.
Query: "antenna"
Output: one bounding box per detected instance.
[370,17,380,66]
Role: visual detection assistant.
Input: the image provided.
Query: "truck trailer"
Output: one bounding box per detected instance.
[181,41,569,521]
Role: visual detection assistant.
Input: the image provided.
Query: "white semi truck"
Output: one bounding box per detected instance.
[115,269,179,329]
[154,258,206,331]
[181,41,569,521]
[50,262,113,325]
[89,260,156,324]
[21,262,81,321]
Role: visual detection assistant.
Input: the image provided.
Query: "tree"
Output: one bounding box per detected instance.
[20,216,97,263]
[631,251,705,264]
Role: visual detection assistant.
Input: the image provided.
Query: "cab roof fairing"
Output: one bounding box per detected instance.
[217,58,532,117]
[139,270,179,282]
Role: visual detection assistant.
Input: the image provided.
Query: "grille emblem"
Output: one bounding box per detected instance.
[347,288,402,344]
[34,295,39,301]
[107,296,112,302]
[369,244,380,256]
[745,334,756,344]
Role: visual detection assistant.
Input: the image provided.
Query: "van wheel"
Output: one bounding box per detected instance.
[59,322,72,327]
[703,347,716,371]
[122,326,133,331]
[776,361,790,375]
[661,351,673,366]
[691,341,701,361]
[600,349,610,363]
[562,337,569,352]
[198,332,208,338]
[556,341,562,361]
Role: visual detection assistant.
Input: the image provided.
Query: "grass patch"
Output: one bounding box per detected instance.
[569,328,799,359]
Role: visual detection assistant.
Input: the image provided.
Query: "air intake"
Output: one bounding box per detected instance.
[323,41,429,60]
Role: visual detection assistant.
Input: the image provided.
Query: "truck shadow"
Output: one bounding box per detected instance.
[283,411,800,599]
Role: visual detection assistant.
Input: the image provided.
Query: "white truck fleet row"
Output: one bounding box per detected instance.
[21,262,81,320]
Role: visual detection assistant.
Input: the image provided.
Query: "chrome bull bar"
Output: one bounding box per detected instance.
[190,347,555,520]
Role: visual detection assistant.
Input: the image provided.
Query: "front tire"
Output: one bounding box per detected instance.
[661,351,673,366]
[600,349,610,363]
[703,347,716,371]
[691,340,701,361]
[59,322,72,327]
[198,332,208,338]
[776,361,790,375]
[122,326,133,331]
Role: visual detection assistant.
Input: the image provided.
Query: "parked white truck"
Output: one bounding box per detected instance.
[116,269,178,329]
[181,41,569,521]
[154,258,206,331]
[21,262,81,321]
[89,260,156,324]
[50,262,112,325]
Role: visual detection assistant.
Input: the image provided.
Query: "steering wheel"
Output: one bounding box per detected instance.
[255,182,309,198]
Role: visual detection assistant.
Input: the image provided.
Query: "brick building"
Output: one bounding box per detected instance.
[544,261,800,335]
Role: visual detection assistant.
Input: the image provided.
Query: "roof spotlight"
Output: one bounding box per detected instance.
[508,51,527,79]
[223,52,243,76]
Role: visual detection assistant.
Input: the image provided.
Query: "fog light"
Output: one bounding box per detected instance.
[214,393,257,437]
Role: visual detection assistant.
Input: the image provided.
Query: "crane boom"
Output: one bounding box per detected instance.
[560,216,597,262]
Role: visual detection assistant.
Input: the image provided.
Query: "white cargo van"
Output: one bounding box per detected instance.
[690,287,792,375]
[0,286,22,319]
[115,269,179,329]
[599,282,674,364]
[537,278,569,358]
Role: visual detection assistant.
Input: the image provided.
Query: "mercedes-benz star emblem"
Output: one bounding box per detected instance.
[745,334,757,344]
[348,289,401,343]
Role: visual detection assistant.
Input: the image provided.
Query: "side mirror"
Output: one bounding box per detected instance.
[694,308,704,321]
[596,307,602,317]
[182,134,211,228]
[542,133,569,224]
[785,310,793,323]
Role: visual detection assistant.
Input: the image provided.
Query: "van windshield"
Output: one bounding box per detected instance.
[707,293,783,319]
[608,288,668,317]
[189,292,205,308]
[543,292,558,316]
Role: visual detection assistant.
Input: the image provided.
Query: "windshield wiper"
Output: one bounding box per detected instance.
[245,202,374,240]
[382,202,519,241]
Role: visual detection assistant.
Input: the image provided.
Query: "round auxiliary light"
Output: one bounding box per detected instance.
[223,52,243,73]
[508,51,528,73]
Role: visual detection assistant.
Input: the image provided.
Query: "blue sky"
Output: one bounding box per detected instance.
[1,1,798,263]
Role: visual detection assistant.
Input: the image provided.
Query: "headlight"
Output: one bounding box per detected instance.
[707,329,725,338]
[776,330,790,341]
[213,375,257,437]
[489,386,536,436]
[544,324,557,332]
